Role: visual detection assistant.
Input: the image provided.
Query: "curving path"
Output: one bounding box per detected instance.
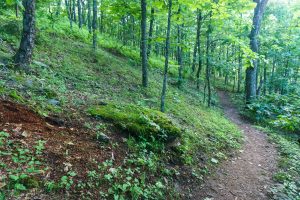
[193,91,278,200]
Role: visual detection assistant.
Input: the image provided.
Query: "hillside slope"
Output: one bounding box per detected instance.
[0,14,242,199]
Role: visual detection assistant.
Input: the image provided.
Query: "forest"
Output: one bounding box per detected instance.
[0,0,299,199]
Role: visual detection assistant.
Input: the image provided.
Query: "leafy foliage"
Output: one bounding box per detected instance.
[246,94,300,133]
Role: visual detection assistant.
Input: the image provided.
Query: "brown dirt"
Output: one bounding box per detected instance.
[0,100,127,199]
[192,91,278,200]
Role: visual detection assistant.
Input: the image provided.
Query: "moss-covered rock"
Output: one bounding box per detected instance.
[88,104,181,142]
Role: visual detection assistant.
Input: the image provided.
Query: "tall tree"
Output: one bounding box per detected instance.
[177,6,183,88]
[140,0,148,87]
[196,11,203,89]
[206,11,212,107]
[245,0,269,103]
[191,9,201,73]
[14,0,36,71]
[77,0,83,28]
[92,0,97,49]
[160,0,172,112]
[87,0,92,33]
[147,7,155,57]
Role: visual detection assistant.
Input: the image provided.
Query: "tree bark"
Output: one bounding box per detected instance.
[177,6,184,88]
[92,0,97,49]
[237,48,242,92]
[77,0,82,28]
[206,11,212,107]
[245,0,268,103]
[14,0,36,71]
[196,12,203,89]
[191,9,201,73]
[147,7,155,58]
[87,0,92,33]
[161,0,172,112]
[140,0,148,87]
[72,0,76,22]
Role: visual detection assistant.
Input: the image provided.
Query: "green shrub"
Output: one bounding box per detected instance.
[246,94,300,133]
[88,104,181,142]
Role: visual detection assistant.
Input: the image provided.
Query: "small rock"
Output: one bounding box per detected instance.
[45,116,64,126]
[97,132,110,143]
[33,61,48,68]
[97,101,108,106]
[24,79,33,88]
[48,99,60,106]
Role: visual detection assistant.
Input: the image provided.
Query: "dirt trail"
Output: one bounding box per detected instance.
[193,91,278,200]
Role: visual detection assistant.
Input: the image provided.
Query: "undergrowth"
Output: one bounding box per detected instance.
[0,11,243,199]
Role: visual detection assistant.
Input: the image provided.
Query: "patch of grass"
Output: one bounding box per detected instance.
[9,90,24,102]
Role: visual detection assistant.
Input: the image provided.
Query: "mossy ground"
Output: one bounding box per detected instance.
[0,10,243,199]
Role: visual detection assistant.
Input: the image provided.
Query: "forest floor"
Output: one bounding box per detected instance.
[194,91,278,200]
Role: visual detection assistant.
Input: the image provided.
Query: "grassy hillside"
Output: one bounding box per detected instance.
[0,12,242,199]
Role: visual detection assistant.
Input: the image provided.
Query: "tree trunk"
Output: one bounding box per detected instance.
[65,0,73,28]
[263,60,267,95]
[160,0,172,112]
[72,0,76,22]
[246,0,268,103]
[100,2,104,33]
[92,0,97,49]
[87,0,92,33]
[191,9,201,73]
[177,6,184,88]
[140,0,148,87]
[14,0,36,71]
[15,4,19,17]
[196,12,203,89]
[147,8,155,58]
[237,49,242,92]
[206,12,212,107]
[77,0,82,28]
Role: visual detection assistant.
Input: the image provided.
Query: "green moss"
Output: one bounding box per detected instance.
[9,90,24,102]
[21,177,40,189]
[88,104,181,142]
[0,86,5,95]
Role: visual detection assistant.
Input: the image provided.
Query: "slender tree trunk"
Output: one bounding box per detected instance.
[65,0,73,28]
[92,0,97,49]
[82,0,86,25]
[192,9,201,73]
[177,6,184,88]
[140,0,148,87]
[161,0,172,112]
[14,0,36,71]
[15,4,19,17]
[196,12,203,89]
[263,60,267,95]
[245,0,268,103]
[100,2,104,33]
[206,12,212,107]
[269,57,275,93]
[87,0,92,33]
[147,8,155,58]
[237,48,242,92]
[72,0,76,22]
[77,0,82,28]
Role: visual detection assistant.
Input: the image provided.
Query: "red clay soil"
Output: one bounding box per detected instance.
[0,100,126,199]
[191,91,278,200]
